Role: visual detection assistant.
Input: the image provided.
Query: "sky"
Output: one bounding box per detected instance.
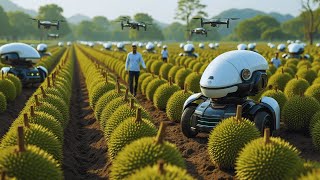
[11,0,306,23]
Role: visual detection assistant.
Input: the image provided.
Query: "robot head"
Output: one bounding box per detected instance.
[36,44,48,53]
[248,43,256,51]
[237,44,247,50]
[103,42,112,50]
[288,43,304,54]
[184,44,195,53]
[208,43,215,49]
[146,42,155,51]
[295,40,301,44]
[277,44,286,52]
[67,42,72,46]
[179,43,185,49]
[58,42,64,47]
[0,43,41,65]
[199,43,205,49]
[157,43,162,48]
[316,43,320,47]
[88,42,94,47]
[200,50,268,99]
[138,42,143,48]
[215,43,220,48]
[117,42,124,49]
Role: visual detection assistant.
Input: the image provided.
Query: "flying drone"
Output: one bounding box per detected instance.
[47,33,59,39]
[189,27,210,37]
[193,17,239,28]
[31,18,65,30]
[118,16,152,31]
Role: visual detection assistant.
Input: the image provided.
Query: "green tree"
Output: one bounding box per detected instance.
[163,22,186,41]
[7,11,37,40]
[75,21,94,40]
[37,4,71,38]
[0,6,11,40]
[301,0,320,44]
[174,0,207,40]
[281,17,304,39]
[261,27,291,40]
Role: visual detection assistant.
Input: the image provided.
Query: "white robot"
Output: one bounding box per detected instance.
[138,42,144,48]
[277,44,286,52]
[199,43,205,49]
[237,44,247,50]
[248,43,258,52]
[215,43,220,48]
[103,42,112,50]
[88,42,94,48]
[179,44,199,58]
[143,42,156,53]
[58,42,64,47]
[208,43,215,49]
[0,43,48,86]
[179,43,185,49]
[282,43,309,59]
[36,44,51,57]
[67,42,72,46]
[181,50,280,138]
[114,42,126,52]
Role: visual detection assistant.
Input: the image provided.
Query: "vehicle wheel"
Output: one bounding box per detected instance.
[254,111,274,135]
[181,105,198,138]
[37,68,47,83]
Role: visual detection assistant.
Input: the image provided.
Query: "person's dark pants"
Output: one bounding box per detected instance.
[129,71,140,96]
[162,57,167,63]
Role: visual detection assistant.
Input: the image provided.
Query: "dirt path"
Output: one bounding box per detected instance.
[0,88,36,138]
[62,57,110,180]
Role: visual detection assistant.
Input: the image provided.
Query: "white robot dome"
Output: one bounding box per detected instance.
[36,44,48,52]
[215,43,220,47]
[146,42,155,50]
[248,43,256,50]
[237,44,247,50]
[88,42,94,47]
[157,43,162,48]
[0,43,41,61]
[200,50,268,98]
[103,43,112,49]
[208,43,215,49]
[67,42,72,46]
[117,42,124,49]
[179,43,185,48]
[316,43,320,47]
[163,45,167,49]
[58,42,64,47]
[288,43,303,53]
[184,44,195,53]
[277,44,286,51]
[199,43,205,48]
[138,42,143,47]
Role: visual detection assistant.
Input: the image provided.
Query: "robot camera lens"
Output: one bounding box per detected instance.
[241,69,251,80]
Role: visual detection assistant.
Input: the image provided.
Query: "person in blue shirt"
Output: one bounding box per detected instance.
[161,45,168,63]
[125,43,146,96]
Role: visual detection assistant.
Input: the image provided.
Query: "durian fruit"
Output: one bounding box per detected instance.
[310,111,320,132]
[192,62,203,72]
[284,75,310,98]
[127,160,194,180]
[297,60,312,69]
[282,95,320,131]
[268,64,277,74]
[0,78,16,101]
[235,128,304,180]
[5,74,22,95]
[185,72,201,93]
[199,63,208,73]
[311,120,320,150]
[305,84,320,102]
[168,66,182,83]
[0,92,7,113]
[174,67,192,89]
[298,169,320,180]
[275,67,295,77]
[260,86,287,110]
[166,84,192,122]
[100,90,131,129]
[138,73,151,92]
[141,74,156,95]
[159,63,173,80]
[89,76,115,109]
[0,119,62,162]
[150,60,164,75]
[0,127,63,180]
[267,70,292,91]
[104,99,151,142]
[94,84,127,121]
[153,78,181,110]
[208,106,260,169]
[296,68,317,84]
[110,123,186,180]
[145,76,167,101]
[108,108,157,160]
[312,77,320,85]
[300,160,320,177]
[43,86,68,104]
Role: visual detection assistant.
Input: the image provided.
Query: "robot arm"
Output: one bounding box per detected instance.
[183,93,207,111]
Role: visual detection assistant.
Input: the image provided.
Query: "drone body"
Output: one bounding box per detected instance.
[47,33,59,39]
[190,27,208,37]
[31,19,65,30]
[194,17,239,28]
[119,17,151,31]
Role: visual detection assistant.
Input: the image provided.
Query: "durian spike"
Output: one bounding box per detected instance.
[17,126,26,152]
[130,98,135,109]
[295,75,299,80]
[1,171,6,180]
[264,128,271,145]
[155,122,167,144]
[124,88,129,101]
[30,106,35,117]
[135,108,142,123]
[23,113,30,128]
[47,77,51,88]
[40,86,47,98]
[34,95,41,106]
[157,159,165,175]
[184,83,188,93]
[236,105,242,122]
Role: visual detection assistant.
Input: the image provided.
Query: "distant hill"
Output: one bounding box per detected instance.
[213,8,294,36]
[67,14,91,24]
[0,0,37,16]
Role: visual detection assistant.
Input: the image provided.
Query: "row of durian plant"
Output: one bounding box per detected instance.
[0,47,74,180]
[90,44,320,179]
[75,45,195,180]
[0,46,66,114]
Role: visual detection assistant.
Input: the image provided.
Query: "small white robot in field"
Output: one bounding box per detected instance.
[179,44,199,58]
